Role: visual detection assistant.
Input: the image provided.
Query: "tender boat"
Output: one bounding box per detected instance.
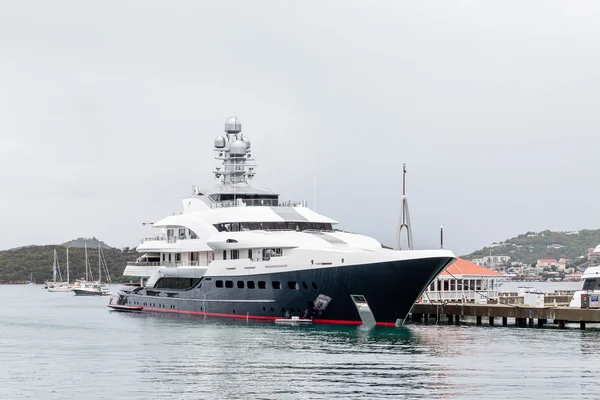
[109,117,456,326]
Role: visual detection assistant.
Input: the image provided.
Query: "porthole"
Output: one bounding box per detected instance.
[302,282,308,289]
[312,282,318,290]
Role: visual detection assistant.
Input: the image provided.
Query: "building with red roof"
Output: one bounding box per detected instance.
[422,258,503,304]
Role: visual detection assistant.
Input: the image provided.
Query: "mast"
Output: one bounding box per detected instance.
[98,241,101,284]
[66,248,70,284]
[84,243,88,281]
[53,249,57,283]
[396,163,414,250]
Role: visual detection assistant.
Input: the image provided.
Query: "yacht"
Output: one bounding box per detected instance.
[109,117,456,326]
[569,246,600,308]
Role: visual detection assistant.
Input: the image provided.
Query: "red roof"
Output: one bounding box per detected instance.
[441,258,502,276]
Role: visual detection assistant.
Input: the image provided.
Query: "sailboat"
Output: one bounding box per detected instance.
[47,248,73,292]
[25,272,35,285]
[73,243,112,296]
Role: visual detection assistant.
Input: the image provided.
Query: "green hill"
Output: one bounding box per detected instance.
[0,244,138,284]
[462,229,600,267]
[61,237,112,249]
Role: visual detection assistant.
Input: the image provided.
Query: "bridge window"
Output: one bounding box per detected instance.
[583,279,598,291]
[153,277,201,290]
[213,222,333,233]
[231,249,239,260]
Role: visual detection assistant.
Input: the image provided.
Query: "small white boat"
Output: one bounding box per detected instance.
[73,284,111,296]
[48,285,73,293]
[274,316,313,324]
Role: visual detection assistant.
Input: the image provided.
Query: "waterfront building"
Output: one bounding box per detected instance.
[470,255,511,267]
[588,245,600,266]
[422,258,503,303]
[537,258,558,268]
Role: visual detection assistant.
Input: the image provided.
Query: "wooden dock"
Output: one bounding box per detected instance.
[410,303,600,329]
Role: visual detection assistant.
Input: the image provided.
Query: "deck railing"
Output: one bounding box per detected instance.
[127,261,206,267]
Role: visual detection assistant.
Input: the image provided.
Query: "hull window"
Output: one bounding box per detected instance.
[287,281,299,290]
[312,282,318,290]
[247,281,255,289]
[258,281,266,289]
[225,280,234,288]
[216,280,223,288]
[272,281,281,289]
[237,281,244,289]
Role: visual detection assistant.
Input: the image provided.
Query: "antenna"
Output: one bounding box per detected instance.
[396,163,414,250]
[440,226,444,249]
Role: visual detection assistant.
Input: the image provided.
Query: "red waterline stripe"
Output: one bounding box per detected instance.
[141,307,399,326]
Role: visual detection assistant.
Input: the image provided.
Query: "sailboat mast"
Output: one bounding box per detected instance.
[53,249,57,282]
[66,248,70,284]
[84,244,88,281]
[98,242,101,284]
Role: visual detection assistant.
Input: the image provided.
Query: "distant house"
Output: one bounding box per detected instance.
[546,244,565,249]
[423,258,503,303]
[557,258,568,270]
[537,258,558,268]
[566,231,580,235]
[589,245,600,266]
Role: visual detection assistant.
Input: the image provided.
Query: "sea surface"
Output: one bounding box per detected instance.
[1,284,599,400]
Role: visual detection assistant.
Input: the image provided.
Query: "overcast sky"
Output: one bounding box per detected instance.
[1,1,599,255]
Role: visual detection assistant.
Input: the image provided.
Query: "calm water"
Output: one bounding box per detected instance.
[1,285,599,400]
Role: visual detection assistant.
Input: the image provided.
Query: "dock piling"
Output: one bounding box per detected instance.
[502,317,507,326]
[489,317,494,326]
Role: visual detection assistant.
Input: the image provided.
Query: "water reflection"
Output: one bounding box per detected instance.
[2,286,600,399]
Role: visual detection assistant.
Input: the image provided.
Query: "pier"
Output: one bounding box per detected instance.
[410,303,600,329]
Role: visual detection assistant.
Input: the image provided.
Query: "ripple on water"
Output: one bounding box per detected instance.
[1,286,599,400]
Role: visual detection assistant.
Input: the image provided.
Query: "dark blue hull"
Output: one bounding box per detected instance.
[112,256,454,325]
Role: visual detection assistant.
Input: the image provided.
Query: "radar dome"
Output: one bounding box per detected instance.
[241,135,251,149]
[214,136,226,148]
[225,116,242,134]
[229,140,247,156]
